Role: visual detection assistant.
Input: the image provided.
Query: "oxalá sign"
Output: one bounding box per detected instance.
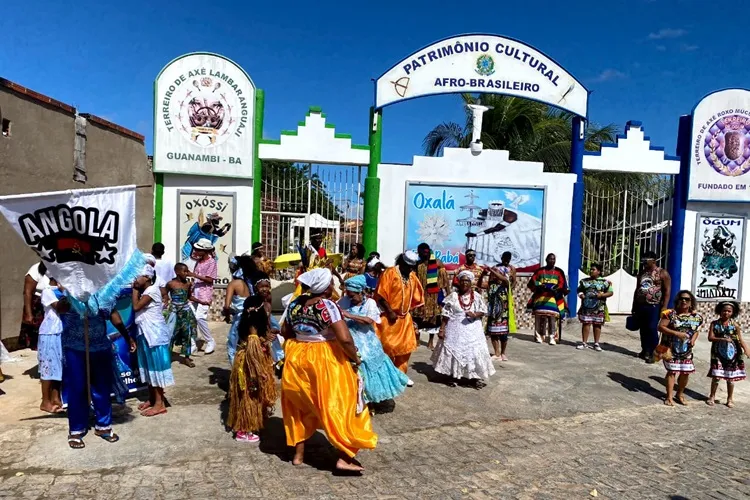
[154,53,256,178]
[375,34,588,117]
[688,88,750,201]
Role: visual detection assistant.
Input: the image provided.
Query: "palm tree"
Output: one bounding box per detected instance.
[423,94,665,192]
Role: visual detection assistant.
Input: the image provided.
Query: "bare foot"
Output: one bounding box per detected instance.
[137,401,152,411]
[40,402,59,414]
[706,398,716,406]
[427,343,434,350]
[726,400,735,408]
[335,458,364,472]
[664,399,674,406]
[676,394,688,406]
[292,452,304,466]
[141,405,167,417]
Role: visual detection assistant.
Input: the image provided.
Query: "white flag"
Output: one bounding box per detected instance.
[0,185,144,309]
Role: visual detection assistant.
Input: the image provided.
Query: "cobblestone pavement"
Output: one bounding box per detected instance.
[1,319,749,499]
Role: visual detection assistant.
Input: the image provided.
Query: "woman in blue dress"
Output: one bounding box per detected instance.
[338,275,408,409]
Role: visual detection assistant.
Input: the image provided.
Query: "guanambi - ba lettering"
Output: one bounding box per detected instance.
[166,152,242,164]
[402,40,561,87]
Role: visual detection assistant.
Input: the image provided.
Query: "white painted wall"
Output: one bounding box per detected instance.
[582,123,680,175]
[377,147,576,270]
[160,174,254,264]
[681,202,750,301]
[258,111,369,165]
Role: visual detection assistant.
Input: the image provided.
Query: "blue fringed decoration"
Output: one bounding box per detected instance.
[66,250,147,317]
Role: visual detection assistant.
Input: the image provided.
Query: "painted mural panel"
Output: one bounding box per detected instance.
[177,190,235,287]
[404,183,545,272]
[693,214,745,301]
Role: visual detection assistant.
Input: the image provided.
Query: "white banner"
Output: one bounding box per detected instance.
[0,186,139,302]
[693,214,745,301]
[375,34,588,117]
[154,52,256,178]
[688,89,750,201]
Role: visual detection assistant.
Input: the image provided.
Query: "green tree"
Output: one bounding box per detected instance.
[423,94,666,192]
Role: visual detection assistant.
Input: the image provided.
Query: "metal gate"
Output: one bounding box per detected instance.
[261,163,365,276]
[581,181,674,313]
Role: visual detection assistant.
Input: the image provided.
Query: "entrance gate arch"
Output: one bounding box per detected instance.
[367,33,590,314]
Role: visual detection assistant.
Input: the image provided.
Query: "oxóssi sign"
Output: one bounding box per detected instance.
[154,53,256,178]
[688,88,750,201]
[375,34,588,117]
[692,214,745,301]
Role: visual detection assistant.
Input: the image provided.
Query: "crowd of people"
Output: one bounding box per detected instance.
[7,235,749,469]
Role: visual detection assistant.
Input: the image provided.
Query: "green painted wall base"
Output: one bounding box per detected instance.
[153,173,164,242]
[362,176,380,254]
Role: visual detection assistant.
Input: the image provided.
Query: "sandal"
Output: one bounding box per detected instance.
[183,358,196,368]
[137,401,152,411]
[95,430,120,443]
[706,399,716,407]
[726,400,735,408]
[68,435,85,449]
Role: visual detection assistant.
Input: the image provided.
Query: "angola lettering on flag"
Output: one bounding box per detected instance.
[0,185,145,312]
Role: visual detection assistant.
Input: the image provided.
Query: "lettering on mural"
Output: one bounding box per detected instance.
[692,107,750,195]
[401,41,560,87]
[694,216,744,301]
[412,190,455,210]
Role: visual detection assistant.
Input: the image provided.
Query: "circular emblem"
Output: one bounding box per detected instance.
[703,114,750,176]
[475,54,495,77]
[175,77,239,149]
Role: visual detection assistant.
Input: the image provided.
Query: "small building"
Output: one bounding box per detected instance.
[0,77,153,346]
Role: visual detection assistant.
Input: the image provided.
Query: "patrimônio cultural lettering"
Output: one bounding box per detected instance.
[402,41,560,87]
[19,205,119,265]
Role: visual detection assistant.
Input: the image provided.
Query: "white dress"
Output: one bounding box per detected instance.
[431,291,496,380]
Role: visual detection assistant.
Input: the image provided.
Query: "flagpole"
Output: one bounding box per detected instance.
[84,313,92,406]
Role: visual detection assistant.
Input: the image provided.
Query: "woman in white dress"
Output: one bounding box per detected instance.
[431,270,495,388]
[132,266,175,417]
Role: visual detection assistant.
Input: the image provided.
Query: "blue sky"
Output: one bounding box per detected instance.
[1,0,743,164]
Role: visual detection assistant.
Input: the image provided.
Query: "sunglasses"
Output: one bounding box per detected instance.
[676,297,691,302]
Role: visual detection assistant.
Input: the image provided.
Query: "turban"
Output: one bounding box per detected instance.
[139,265,155,279]
[345,274,367,293]
[297,268,332,294]
[457,270,475,282]
[402,251,418,266]
[366,257,381,269]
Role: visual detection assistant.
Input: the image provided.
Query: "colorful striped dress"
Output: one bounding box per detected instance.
[527,267,568,318]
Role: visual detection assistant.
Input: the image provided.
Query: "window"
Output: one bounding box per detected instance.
[1,118,10,137]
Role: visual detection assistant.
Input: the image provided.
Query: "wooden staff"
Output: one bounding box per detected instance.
[84,313,92,405]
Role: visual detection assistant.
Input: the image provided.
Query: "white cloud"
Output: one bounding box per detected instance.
[591,69,628,83]
[647,28,687,40]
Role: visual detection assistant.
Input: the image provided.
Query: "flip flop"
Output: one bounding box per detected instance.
[141,407,167,417]
[95,430,120,443]
[68,436,85,449]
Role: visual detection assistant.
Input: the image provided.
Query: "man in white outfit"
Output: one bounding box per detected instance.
[152,243,176,287]
[188,238,217,354]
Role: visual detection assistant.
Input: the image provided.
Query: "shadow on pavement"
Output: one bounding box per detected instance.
[259,416,338,472]
[410,361,449,385]
[648,375,706,402]
[599,342,640,358]
[23,364,40,379]
[207,366,230,393]
[607,372,664,401]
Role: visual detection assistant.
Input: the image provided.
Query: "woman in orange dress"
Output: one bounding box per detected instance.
[374,251,424,385]
[281,268,377,472]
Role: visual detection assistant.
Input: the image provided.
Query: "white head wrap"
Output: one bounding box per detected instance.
[457,270,475,282]
[140,265,156,279]
[366,257,381,269]
[281,293,294,310]
[297,268,332,294]
[144,253,156,266]
[402,251,418,266]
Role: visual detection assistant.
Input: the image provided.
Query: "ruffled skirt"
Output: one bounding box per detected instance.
[431,318,496,380]
[137,335,175,388]
[351,330,408,403]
